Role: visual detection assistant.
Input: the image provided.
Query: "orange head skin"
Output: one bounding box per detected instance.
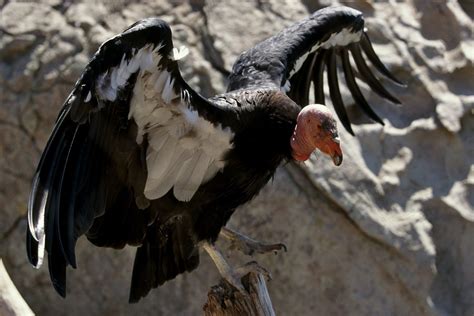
[290,104,343,166]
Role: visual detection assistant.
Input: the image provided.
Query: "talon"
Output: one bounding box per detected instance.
[220,227,287,256]
[203,241,273,296]
[272,243,287,253]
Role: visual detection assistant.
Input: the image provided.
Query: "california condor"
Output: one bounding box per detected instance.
[26,6,403,302]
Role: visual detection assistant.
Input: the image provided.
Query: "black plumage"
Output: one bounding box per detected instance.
[27,6,402,302]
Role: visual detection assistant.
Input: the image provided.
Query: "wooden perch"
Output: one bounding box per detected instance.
[203,272,275,316]
[0,259,34,316]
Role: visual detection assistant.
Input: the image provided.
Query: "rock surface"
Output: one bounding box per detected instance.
[0,0,472,315]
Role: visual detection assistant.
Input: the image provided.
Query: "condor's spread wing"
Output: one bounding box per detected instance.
[26,18,235,297]
[227,6,403,135]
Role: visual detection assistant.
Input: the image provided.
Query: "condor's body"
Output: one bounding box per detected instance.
[26,6,402,301]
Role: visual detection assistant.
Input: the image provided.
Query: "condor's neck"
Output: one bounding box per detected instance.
[228,91,300,169]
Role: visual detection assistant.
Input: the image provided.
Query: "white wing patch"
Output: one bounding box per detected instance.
[96,44,163,102]
[94,44,232,202]
[100,46,234,202]
[287,27,362,79]
[280,80,291,93]
[172,46,189,61]
[321,28,362,49]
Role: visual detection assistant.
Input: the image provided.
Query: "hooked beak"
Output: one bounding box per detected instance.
[329,137,343,166]
[332,152,343,166]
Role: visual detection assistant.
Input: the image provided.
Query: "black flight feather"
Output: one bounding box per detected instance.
[312,49,328,105]
[349,43,401,104]
[340,49,384,125]
[326,48,354,135]
[360,32,404,86]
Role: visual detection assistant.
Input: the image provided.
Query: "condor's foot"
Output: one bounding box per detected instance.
[202,242,271,293]
[220,227,287,256]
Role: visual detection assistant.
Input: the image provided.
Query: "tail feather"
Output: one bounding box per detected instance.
[128,218,199,303]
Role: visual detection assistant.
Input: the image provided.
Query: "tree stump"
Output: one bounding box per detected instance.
[203,272,275,316]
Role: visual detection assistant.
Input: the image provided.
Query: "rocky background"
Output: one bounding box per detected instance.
[0,0,473,315]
